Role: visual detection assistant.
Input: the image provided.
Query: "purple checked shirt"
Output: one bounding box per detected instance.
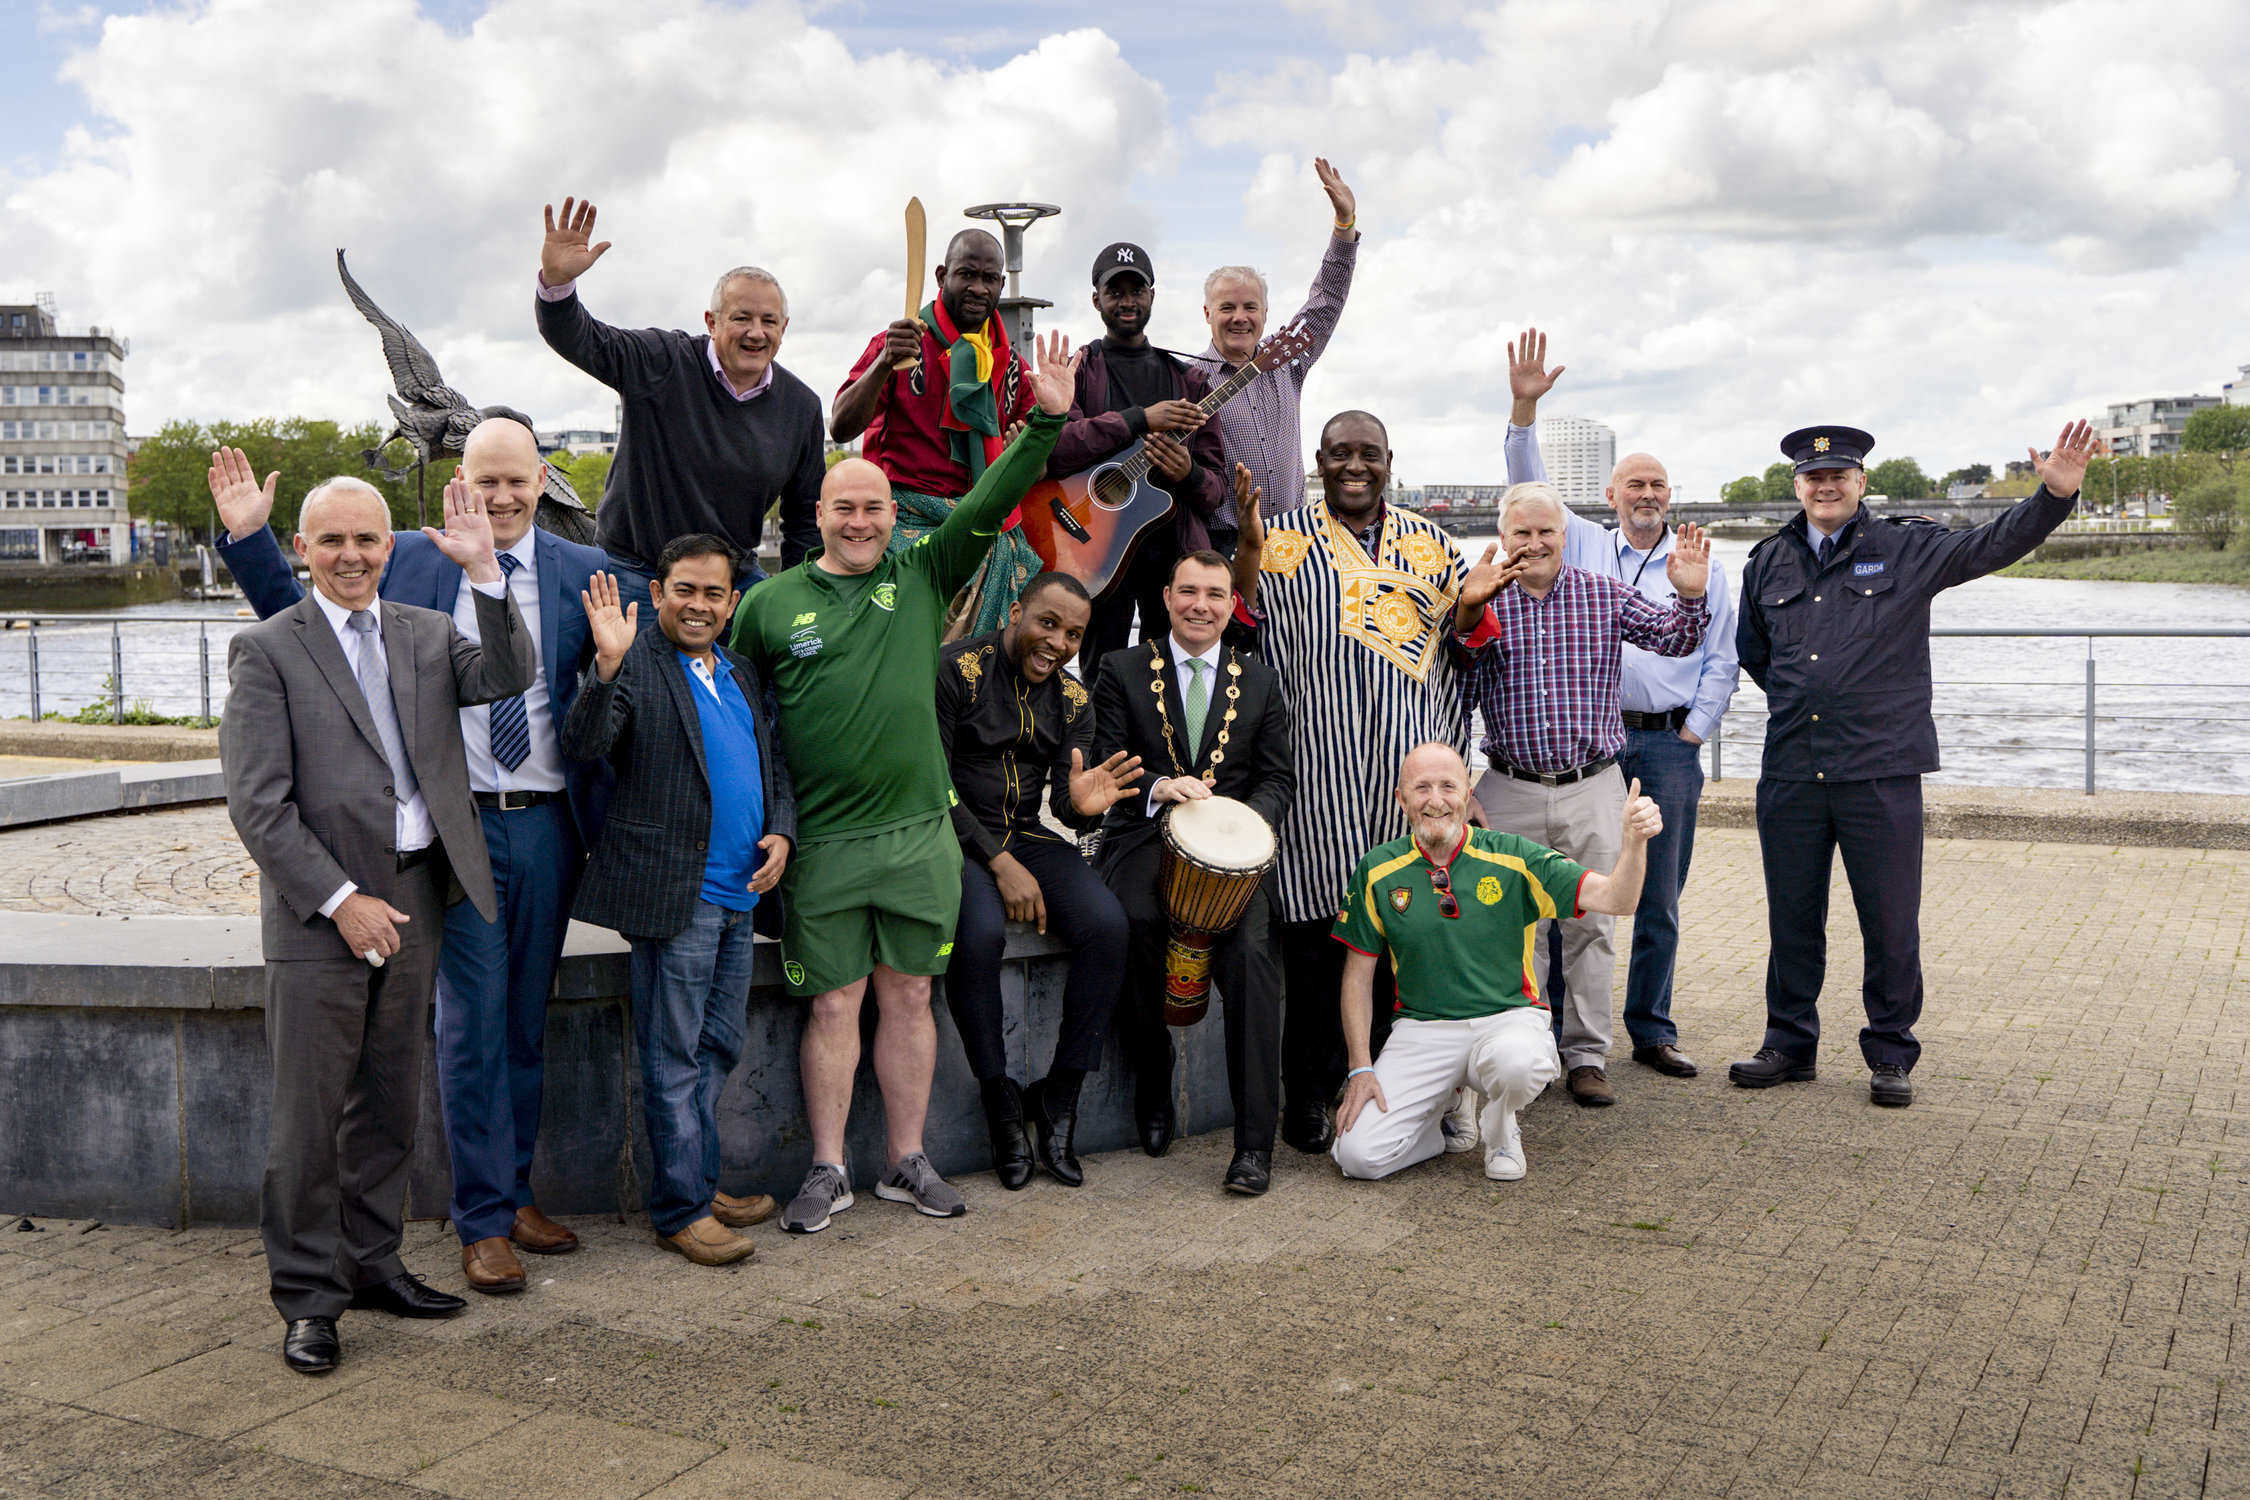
[1189,230,1357,523]
[1463,566,1709,773]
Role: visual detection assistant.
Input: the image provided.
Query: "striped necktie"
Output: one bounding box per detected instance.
[486,552,532,771]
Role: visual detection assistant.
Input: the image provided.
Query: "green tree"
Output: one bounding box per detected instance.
[2182,404,2250,476]
[1867,457,1932,500]
[1719,474,1764,506]
[1940,463,1992,490]
[1759,461,1795,508]
[124,419,219,533]
[2172,475,2247,549]
[550,448,613,508]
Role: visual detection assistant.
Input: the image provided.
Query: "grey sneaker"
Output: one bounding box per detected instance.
[781,1163,853,1234]
[875,1152,967,1218]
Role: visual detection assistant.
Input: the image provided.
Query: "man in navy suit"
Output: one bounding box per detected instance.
[213,418,610,1293]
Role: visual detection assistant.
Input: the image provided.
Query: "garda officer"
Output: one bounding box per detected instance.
[1728,419,2099,1106]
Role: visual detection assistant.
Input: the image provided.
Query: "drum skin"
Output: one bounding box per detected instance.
[1160,796,1276,930]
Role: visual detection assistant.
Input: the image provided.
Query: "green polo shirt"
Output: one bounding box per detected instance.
[1331,826,1588,1021]
[729,410,1061,846]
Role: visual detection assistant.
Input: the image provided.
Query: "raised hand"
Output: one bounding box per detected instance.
[579,570,639,679]
[1315,155,1356,228]
[1508,327,1564,421]
[1665,522,1711,599]
[540,195,612,287]
[1069,747,1146,816]
[1026,330,1080,416]
[1233,463,1265,540]
[423,468,499,581]
[1621,776,1663,846]
[2030,418,2099,500]
[206,446,278,540]
[1452,541,1524,630]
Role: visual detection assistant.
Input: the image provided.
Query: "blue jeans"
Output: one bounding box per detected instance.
[606,551,768,641]
[629,899,758,1236]
[1614,727,1704,1049]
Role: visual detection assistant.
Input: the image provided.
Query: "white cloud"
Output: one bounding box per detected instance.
[2,0,2244,504]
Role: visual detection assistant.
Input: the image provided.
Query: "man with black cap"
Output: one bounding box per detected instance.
[1049,241,1229,664]
[1730,418,2099,1107]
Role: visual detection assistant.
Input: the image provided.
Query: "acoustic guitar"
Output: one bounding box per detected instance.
[1017,321,1317,598]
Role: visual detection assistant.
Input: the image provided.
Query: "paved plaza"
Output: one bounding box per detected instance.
[3,817,2247,1497]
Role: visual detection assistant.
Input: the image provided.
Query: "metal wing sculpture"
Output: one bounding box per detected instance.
[336,249,597,545]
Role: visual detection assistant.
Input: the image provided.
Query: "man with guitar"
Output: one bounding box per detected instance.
[831,227,1041,636]
[1050,242,1229,666]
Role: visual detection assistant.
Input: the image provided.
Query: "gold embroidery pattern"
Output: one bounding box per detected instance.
[1315,508,1462,684]
[1393,532,1447,577]
[1259,529,1313,576]
[1060,675,1089,720]
[1372,592,1422,645]
[956,644,990,692]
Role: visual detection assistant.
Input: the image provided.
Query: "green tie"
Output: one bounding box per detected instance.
[1183,656,1210,755]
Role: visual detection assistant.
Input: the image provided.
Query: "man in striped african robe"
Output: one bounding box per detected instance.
[1231,409,1476,1155]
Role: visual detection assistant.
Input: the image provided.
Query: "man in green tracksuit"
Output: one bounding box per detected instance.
[730,331,1078,1235]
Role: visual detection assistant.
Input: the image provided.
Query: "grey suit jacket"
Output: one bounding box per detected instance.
[221,587,536,961]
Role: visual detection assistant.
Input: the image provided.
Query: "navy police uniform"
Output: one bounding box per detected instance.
[1734,425,2077,1091]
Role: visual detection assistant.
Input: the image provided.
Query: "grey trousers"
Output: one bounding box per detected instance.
[1475,764,1624,1072]
[261,861,445,1323]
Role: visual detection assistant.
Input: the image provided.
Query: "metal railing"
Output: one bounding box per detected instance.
[6,617,2248,794]
[1708,628,2250,794]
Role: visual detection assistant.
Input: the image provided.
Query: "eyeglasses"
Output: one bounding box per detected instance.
[1427,863,1460,919]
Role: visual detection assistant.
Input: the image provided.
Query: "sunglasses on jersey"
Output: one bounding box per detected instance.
[1427,863,1460,919]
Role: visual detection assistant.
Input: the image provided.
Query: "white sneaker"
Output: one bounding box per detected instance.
[1440,1086,1479,1153]
[1483,1108,1526,1182]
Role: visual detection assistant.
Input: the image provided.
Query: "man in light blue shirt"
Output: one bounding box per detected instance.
[1500,329,1738,1077]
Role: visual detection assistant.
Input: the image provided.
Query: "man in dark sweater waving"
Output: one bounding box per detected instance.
[534,195,827,604]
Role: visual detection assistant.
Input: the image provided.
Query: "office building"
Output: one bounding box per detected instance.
[2096,394,2219,458]
[0,299,131,564]
[1536,415,1616,504]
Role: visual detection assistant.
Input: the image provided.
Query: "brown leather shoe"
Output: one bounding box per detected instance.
[461,1236,526,1294]
[1631,1042,1700,1078]
[712,1190,778,1229]
[661,1215,756,1267]
[510,1205,579,1255]
[1566,1065,1616,1107]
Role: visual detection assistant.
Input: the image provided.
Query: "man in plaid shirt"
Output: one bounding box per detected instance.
[1454,484,1711,1106]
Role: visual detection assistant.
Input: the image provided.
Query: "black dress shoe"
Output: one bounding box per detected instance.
[282,1316,339,1374]
[981,1078,1035,1191]
[1280,1102,1334,1155]
[1869,1064,1914,1108]
[347,1271,467,1319]
[1136,1066,1175,1158]
[1727,1048,1817,1089]
[1025,1079,1084,1187]
[1223,1149,1272,1196]
[1631,1042,1700,1078]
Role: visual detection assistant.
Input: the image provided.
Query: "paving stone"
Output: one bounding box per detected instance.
[406,1409,718,1498]
[82,1341,380,1439]
[0,1312,218,1401]
[645,1446,912,1497]
[240,1373,534,1480]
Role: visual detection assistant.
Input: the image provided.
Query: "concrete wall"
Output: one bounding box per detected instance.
[0,914,1233,1230]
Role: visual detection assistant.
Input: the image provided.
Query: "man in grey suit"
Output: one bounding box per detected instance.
[222,474,534,1375]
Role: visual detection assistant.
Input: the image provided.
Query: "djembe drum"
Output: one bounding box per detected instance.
[1157,795,1276,1026]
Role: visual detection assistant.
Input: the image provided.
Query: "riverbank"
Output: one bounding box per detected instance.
[2003,542,2250,585]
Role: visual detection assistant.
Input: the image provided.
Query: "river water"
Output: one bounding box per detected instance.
[3,538,2245,793]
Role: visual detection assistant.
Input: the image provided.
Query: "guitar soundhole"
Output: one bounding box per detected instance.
[1091,468,1132,512]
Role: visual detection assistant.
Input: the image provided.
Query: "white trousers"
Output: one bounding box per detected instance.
[1332,1009,1562,1180]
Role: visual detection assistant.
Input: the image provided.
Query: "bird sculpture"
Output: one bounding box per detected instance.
[336,249,598,545]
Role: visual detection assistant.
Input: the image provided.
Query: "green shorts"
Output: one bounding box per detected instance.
[779,815,964,996]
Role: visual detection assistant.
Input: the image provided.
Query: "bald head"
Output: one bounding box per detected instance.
[1397,740,1469,791]
[460,416,547,546]
[816,457,897,576]
[1605,451,1672,547]
[297,476,388,538]
[945,228,1001,264]
[1395,740,1472,853]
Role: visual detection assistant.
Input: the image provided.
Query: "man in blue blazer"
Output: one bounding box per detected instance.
[212,418,610,1293]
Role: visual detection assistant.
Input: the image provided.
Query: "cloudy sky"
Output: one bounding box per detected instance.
[4,0,2246,497]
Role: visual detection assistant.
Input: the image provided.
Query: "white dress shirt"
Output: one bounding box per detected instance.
[1146,634,1225,816]
[454,532,565,794]
[313,577,503,918]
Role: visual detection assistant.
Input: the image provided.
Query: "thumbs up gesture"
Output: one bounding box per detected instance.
[1621,776,1663,846]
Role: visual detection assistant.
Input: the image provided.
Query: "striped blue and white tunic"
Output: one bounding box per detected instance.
[1249,502,1472,924]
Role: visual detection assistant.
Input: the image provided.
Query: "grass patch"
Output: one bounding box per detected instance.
[2003,544,2250,585]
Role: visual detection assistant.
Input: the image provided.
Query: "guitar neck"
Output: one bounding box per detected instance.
[1116,353,1267,485]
